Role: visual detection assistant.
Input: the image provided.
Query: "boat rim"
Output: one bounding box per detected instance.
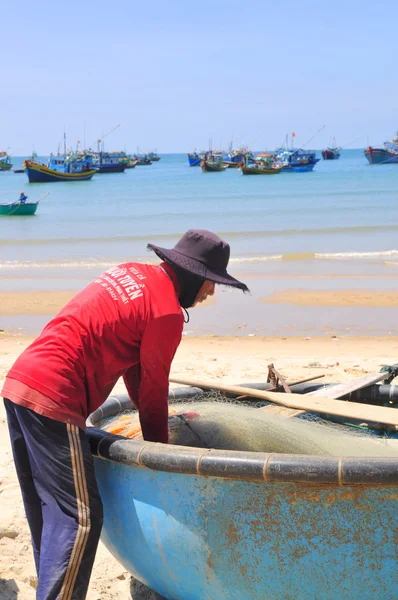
[87,394,398,486]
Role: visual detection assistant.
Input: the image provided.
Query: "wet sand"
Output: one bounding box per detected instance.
[263,289,398,307]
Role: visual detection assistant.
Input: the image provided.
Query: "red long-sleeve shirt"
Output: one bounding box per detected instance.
[1,262,183,443]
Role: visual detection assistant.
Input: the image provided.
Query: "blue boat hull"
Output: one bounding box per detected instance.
[89,427,398,600]
[281,164,316,172]
[187,154,201,167]
[364,147,398,164]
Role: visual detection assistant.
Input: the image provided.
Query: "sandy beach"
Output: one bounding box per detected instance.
[1,332,398,598]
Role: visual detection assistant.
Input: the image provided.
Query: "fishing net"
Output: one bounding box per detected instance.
[100,392,398,457]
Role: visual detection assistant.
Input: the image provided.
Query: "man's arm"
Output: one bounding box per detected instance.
[123,363,141,409]
[135,314,183,443]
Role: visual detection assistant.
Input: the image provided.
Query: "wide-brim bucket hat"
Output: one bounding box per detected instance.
[147,229,249,292]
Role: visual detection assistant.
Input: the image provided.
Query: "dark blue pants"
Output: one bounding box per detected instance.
[4,399,104,600]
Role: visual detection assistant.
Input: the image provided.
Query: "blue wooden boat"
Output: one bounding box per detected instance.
[187,152,202,167]
[275,148,320,172]
[364,133,398,164]
[223,149,253,166]
[25,155,96,182]
[365,147,398,164]
[91,151,127,173]
[87,388,398,600]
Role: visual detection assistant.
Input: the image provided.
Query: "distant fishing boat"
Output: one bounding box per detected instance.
[322,139,341,160]
[241,153,282,175]
[125,158,138,169]
[91,151,127,173]
[223,146,253,166]
[364,132,398,164]
[241,166,282,175]
[0,192,48,216]
[147,152,160,162]
[25,154,96,182]
[188,152,203,167]
[14,169,25,174]
[0,152,12,171]
[241,164,282,175]
[201,154,228,172]
[134,154,152,165]
[275,148,320,172]
[322,147,341,160]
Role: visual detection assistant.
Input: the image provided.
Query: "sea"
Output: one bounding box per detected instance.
[2,149,398,336]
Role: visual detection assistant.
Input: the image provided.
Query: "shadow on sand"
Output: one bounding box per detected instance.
[130,577,167,600]
[0,579,19,600]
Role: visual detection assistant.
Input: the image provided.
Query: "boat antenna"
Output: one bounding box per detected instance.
[63,130,67,158]
[97,124,121,153]
[302,125,326,148]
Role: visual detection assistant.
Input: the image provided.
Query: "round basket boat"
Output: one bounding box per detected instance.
[87,388,398,600]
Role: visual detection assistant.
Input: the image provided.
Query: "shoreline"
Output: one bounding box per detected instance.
[2,286,398,337]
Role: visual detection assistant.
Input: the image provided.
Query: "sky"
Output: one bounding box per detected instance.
[1,0,397,154]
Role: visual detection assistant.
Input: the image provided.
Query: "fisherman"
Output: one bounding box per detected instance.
[19,191,27,204]
[1,229,248,600]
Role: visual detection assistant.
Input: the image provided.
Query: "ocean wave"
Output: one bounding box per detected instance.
[229,255,283,263]
[315,250,398,259]
[1,250,396,270]
[0,260,136,270]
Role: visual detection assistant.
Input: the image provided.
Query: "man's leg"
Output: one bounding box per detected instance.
[4,398,43,573]
[5,400,103,600]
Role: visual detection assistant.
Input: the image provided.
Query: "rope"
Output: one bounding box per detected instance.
[5,202,26,216]
[176,414,210,448]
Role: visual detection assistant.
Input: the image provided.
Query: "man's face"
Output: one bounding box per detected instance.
[192,280,215,307]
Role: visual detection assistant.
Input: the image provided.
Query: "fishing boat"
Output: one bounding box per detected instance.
[275,148,320,172]
[241,164,282,175]
[148,152,161,162]
[134,155,152,166]
[240,153,282,174]
[322,147,341,160]
[13,169,25,174]
[201,155,228,172]
[187,152,203,167]
[91,151,127,173]
[87,380,398,600]
[0,152,12,171]
[322,139,341,160]
[125,158,138,169]
[0,192,48,216]
[223,147,253,167]
[25,154,96,183]
[364,132,398,164]
[0,202,38,216]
